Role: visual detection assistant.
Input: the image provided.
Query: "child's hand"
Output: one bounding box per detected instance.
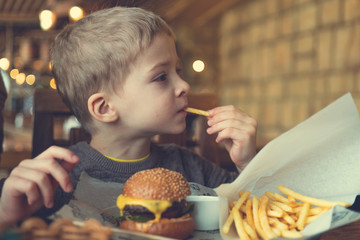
[207,105,257,169]
[0,146,79,223]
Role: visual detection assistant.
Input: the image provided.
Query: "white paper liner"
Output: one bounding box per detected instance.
[215,93,360,240]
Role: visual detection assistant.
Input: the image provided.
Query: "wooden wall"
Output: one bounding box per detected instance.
[218,0,360,145]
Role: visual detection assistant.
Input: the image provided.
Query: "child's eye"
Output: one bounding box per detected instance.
[154,74,167,82]
[176,67,182,75]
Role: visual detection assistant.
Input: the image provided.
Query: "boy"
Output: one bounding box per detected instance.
[0,7,257,223]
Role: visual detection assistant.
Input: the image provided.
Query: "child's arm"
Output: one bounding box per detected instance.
[0,146,79,223]
[206,105,257,170]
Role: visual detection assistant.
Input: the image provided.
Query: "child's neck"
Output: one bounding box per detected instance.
[90,134,152,160]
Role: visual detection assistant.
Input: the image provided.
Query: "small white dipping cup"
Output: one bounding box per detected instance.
[186,195,220,231]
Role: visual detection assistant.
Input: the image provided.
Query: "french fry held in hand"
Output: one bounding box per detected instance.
[185,107,210,117]
[222,185,350,240]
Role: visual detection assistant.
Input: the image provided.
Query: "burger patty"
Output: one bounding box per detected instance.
[124,199,188,220]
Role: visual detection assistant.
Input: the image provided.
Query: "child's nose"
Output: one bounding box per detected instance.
[177,78,190,97]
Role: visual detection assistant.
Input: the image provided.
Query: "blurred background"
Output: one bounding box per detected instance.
[0,0,359,172]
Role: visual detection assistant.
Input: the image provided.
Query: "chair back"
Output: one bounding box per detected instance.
[31,88,90,157]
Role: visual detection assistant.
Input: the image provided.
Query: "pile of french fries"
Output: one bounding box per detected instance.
[222,185,350,240]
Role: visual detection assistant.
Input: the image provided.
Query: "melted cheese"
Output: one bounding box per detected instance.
[117,195,172,222]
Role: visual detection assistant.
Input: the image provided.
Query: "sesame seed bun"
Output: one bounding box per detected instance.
[122,168,191,201]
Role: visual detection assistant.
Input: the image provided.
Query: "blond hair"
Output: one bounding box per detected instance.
[50,7,174,133]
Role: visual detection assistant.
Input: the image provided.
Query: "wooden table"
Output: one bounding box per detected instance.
[319,219,360,239]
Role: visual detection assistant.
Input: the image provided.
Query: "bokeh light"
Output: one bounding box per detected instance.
[39,10,55,30]
[26,74,36,85]
[69,6,84,21]
[15,73,26,85]
[50,78,57,89]
[10,69,19,79]
[192,60,205,73]
[0,58,10,71]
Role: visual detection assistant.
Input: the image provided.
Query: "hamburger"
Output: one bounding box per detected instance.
[117,168,194,239]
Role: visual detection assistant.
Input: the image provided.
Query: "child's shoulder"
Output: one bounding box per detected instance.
[69,141,92,152]
[152,142,204,163]
[68,141,101,160]
[153,142,195,154]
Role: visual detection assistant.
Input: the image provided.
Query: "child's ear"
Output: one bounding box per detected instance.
[88,93,118,122]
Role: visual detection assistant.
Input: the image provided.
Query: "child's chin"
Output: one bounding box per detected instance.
[169,128,185,135]
[167,125,186,135]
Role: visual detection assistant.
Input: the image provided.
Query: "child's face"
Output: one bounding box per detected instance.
[112,33,190,136]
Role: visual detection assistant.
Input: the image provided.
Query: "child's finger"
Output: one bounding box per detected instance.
[18,158,74,193]
[208,107,255,127]
[9,166,55,208]
[215,128,252,144]
[34,146,79,167]
[208,105,237,115]
[60,160,78,173]
[207,119,253,135]
[3,175,43,207]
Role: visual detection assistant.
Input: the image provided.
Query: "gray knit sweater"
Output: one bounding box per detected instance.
[36,141,238,218]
